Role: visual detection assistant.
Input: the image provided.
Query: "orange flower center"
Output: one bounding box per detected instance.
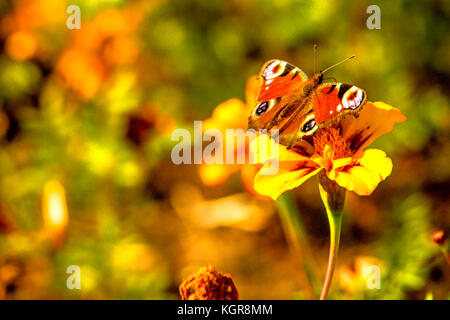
[313,127,351,160]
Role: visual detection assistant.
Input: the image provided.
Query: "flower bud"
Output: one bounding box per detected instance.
[179,265,238,300]
[318,171,346,214]
[432,230,448,247]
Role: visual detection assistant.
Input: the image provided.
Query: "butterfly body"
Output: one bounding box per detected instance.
[248,59,367,147]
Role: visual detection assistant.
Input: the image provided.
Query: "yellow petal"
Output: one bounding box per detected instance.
[250,134,311,164]
[240,164,264,196]
[204,98,248,131]
[340,101,407,153]
[332,156,354,169]
[254,161,321,200]
[331,149,393,196]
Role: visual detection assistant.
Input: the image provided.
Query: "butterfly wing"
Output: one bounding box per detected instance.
[312,83,367,125]
[248,60,310,132]
[248,59,367,148]
[257,60,309,101]
[271,83,367,147]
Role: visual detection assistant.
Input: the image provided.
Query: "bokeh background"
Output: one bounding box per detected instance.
[0,0,448,299]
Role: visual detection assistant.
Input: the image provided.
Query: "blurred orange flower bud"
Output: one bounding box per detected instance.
[56,50,104,100]
[5,31,37,61]
[432,230,448,247]
[179,265,238,300]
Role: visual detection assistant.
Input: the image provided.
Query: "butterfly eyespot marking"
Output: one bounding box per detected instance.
[301,119,316,132]
[255,101,269,116]
[299,113,319,136]
[342,86,365,110]
[262,61,287,80]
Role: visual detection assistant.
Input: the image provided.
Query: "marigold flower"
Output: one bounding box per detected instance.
[179,265,238,300]
[199,98,248,186]
[251,101,407,199]
[199,77,262,192]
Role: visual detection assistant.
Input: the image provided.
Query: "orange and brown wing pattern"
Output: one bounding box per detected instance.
[249,60,309,132]
[312,83,367,125]
[257,60,308,101]
[248,59,367,149]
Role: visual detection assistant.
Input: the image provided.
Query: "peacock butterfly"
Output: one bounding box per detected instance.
[248,50,367,148]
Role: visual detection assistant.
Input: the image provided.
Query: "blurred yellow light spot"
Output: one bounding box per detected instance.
[84,142,114,176]
[111,243,157,271]
[199,163,237,186]
[339,256,383,294]
[42,180,68,243]
[47,193,65,225]
[203,98,248,131]
[116,161,142,187]
[103,71,140,113]
[78,265,99,292]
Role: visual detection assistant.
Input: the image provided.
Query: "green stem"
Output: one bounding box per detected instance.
[276,193,318,298]
[318,172,345,300]
[319,203,342,300]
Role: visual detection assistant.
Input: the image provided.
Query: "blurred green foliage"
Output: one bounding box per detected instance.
[0,0,448,299]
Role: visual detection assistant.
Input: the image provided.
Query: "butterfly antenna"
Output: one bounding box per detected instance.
[313,44,318,74]
[321,55,356,74]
